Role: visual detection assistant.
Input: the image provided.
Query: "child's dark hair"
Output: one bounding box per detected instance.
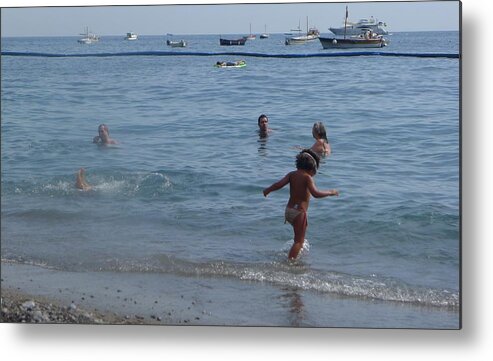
[296,149,320,174]
[313,122,328,142]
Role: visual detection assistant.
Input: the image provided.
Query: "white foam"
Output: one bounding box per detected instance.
[282,239,310,252]
[42,181,72,193]
[93,180,127,192]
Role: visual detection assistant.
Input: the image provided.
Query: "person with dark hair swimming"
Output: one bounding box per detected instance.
[257,114,272,137]
[263,149,339,260]
[93,124,118,145]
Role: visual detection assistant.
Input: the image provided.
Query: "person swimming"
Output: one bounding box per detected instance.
[216,60,245,67]
[258,114,272,138]
[310,122,331,156]
[93,124,118,145]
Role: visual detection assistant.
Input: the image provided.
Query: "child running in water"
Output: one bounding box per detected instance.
[310,122,331,156]
[263,149,339,259]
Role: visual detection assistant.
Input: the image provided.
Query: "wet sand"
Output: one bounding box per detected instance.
[1,262,215,326]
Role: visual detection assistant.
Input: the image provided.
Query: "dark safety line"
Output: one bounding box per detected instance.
[2,51,460,59]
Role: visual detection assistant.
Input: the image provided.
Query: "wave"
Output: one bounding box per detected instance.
[161,256,458,309]
[2,170,175,199]
[2,168,266,203]
[2,51,460,59]
[5,250,455,309]
[2,226,459,309]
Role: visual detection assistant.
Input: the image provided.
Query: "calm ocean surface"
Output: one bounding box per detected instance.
[1,32,460,328]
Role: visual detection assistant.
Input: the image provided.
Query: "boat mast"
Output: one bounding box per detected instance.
[344,6,348,40]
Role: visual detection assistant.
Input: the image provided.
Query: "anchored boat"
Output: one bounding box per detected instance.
[285,17,319,45]
[319,35,387,49]
[219,37,247,46]
[320,7,388,49]
[329,16,388,36]
[167,39,187,47]
[77,27,99,44]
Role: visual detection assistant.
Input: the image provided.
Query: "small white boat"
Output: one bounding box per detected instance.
[260,24,270,39]
[285,17,319,45]
[78,27,99,44]
[167,39,187,48]
[125,32,138,41]
[285,29,319,45]
[247,23,256,40]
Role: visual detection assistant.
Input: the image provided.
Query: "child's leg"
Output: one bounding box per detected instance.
[75,169,85,189]
[75,168,92,191]
[288,211,307,259]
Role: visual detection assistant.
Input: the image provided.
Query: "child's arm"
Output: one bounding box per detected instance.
[307,176,339,198]
[263,173,290,197]
[325,142,331,156]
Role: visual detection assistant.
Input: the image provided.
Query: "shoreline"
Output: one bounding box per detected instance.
[1,260,460,328]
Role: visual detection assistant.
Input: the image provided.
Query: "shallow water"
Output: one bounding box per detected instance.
[1,32,460,328]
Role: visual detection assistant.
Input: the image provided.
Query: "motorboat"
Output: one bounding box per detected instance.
[167,39,187,47]
[329,16,388,36]
[125,32,138,40]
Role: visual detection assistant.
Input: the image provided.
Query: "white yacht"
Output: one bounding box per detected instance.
[329,16,388,36]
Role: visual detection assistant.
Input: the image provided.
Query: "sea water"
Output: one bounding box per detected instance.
[1,32,460,328]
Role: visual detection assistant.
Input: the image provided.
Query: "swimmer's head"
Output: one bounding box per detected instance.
[296,149,320,175]
[98,124,109,138]
[312,122,328,142]
[258,114,269,131]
